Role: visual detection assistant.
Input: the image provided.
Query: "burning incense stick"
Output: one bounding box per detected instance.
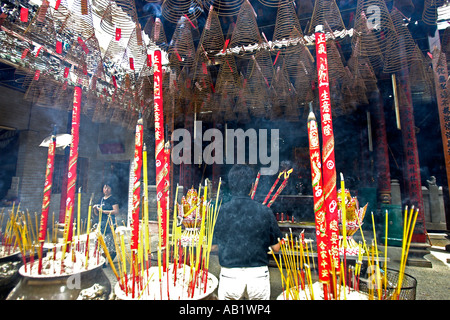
[263,171,284,205]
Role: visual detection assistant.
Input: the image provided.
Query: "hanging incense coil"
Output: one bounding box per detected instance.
[22,0,58,49]
[169,16,197,68]
[353,0,401,74]
[229,0,262,58]
[203,0,244,17]
[198,6,225,59]
[351,9,384,70]
[408,46,434,103]
[390,8,422,68]
[326,39,346,82]
[145,17,169,50]
[422,0,443,25]
[215,54,241,97]
[64,0,95,39]
[99,0,137,40]
[161,0,203,24]
[307,0,346,35]
[270,66,295,120]
[247,50,274,88]
[272,0,304,53]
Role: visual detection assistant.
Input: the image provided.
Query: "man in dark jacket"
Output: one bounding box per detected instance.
[213,165,282,300]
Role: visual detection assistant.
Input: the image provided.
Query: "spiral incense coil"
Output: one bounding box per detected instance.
[192,49,214,101]
[247,49,275,88]
[145,17,169,50]
[390,8,421,68]
[422,0,442,25]
[307,0,346,35]
[161,0,204,24]
[351,10,384,70]
[271,66,294,119]
[203,0,244,17]
[272,0,304,53]
[169,17,197,67]
[229,0,262,58]
[353,0,401,74]
[65,0,95,39]
[23,0,58,49]
[326,39,346,82]
[198,7,225,58]
[215,54,241,97]
[99,0,136,40]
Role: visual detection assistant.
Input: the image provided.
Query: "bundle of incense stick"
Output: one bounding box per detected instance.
[104,178,222,300]
[2,196,106,276]
[271,205,421,300]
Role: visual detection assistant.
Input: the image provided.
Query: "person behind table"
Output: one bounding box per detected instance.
[93,183,119,259]
[212,165,282,300]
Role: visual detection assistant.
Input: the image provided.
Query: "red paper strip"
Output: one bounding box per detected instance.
[55,0,61,10]
[222,39,230,53]
[21,48,29,59]
[33,70,40,81]
[77,37,89,54]
[112,75,117,88]
[115,28,121,41]
[315,27,340,273]
[20,8,29,22]
[35,46,42,57]
[129,57,135,70]
[56,41,62,54]
[64,67,69,78]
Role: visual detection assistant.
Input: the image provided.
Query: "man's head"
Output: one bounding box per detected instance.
[227,165,255,196]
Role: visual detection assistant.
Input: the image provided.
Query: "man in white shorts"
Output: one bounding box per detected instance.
[212,165,282,300]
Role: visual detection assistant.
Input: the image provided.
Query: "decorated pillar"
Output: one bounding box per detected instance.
[370,90,391,204]
[431,49,450,216]
[315,25,340,272]
[396,74,426,243]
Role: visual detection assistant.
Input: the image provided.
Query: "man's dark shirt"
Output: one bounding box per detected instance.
[213,196,283,268]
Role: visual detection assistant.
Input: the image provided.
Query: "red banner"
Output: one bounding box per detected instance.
[315,27,340,273]
[63,86,82,246]
[307,109,330,284]
[153,50,168,250]
[130,117,143,251]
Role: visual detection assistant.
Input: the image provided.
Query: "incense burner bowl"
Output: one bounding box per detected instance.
[113,264,218,300]
[0,251,22,299]
[6,257,111,300]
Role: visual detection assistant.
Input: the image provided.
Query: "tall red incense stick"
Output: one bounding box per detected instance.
[153,50,169,270]
[315,26,340,274]
[307,105,330,298]
[38,126,57,274]
[131,115,143,298]
[62,86,82,255]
